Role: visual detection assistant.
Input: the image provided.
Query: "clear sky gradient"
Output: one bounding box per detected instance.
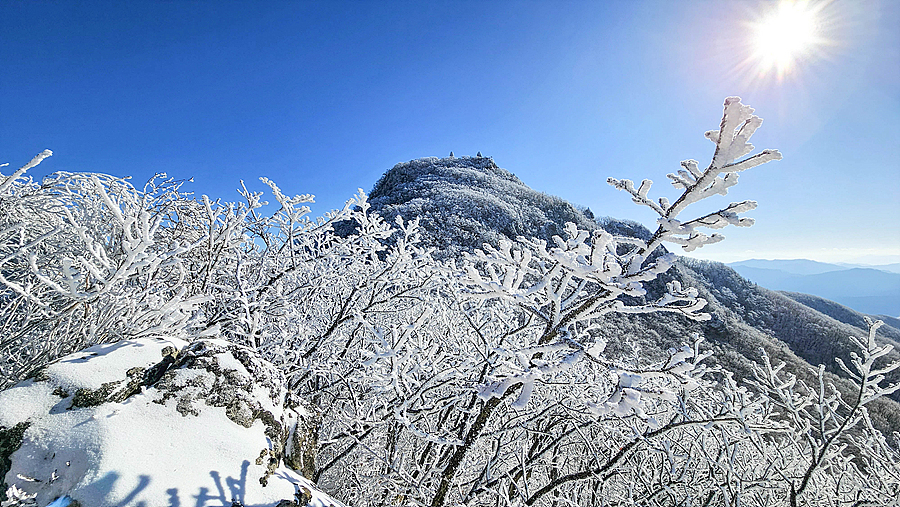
[2,1,898,264]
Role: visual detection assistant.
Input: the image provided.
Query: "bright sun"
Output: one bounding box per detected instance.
[751,0,823,78]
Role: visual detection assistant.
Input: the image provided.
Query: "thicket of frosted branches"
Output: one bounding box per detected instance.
[2,98,899,506]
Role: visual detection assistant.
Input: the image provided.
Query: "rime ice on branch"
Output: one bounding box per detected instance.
[460,97,781,421]
[463,96,781,332]
[609,96,781,255]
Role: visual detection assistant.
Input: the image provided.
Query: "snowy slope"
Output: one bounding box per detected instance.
[367,155,646,257]
[0,338,341,507]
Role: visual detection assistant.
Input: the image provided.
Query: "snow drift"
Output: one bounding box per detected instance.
[0,338,338,507]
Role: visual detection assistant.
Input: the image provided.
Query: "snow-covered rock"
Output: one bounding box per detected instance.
[0,337,339,507]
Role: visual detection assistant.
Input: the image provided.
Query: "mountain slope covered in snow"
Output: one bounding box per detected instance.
[367,155,647,257]
[365,155,900,433]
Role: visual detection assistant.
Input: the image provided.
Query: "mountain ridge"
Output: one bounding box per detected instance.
[729,258,846,275]
[731,258,900,275]
[728,262,900,316]
[368,155,649,258]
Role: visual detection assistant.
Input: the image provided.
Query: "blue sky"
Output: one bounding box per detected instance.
[2,1,898,264]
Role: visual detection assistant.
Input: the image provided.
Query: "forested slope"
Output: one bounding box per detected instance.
[366,154,900,433]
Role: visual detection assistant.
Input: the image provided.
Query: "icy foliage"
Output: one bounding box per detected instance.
[746,318,900,505]
[453,97,780,422]
[609,97,781,254]
[676,257,900,432]
[0,168,215,387]
[2,98,898,507]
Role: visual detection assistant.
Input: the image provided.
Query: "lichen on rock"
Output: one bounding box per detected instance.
[1,422,30,491]
[71,381,122,408]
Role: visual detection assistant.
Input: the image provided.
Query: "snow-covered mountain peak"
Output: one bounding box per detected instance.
[370,155,523,201]
[366,155,614,258]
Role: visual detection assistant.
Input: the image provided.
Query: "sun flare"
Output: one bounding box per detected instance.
[750,0,823,78]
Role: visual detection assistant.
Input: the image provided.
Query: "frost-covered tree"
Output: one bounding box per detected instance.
[0,161,214,383]
[352,96,785,506]
[3,97,899,507]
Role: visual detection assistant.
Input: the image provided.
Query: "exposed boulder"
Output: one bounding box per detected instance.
[0,337,339,507]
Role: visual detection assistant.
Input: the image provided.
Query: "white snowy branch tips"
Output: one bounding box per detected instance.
[0,149,52,195]
[463,97,781,343]
[457,97,776,423]
[608,96,781,254]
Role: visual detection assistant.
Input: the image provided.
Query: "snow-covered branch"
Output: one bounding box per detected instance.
[5,97,896,507]
[610,97,781,258]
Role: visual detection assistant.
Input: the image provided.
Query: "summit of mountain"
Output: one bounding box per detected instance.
[367,155,648,257]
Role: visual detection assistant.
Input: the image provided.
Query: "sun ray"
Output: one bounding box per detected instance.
[749,0,827,80]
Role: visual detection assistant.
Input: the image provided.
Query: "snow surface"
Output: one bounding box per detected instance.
[42,338,187,392]
[1,338,343,507]
[0,381,60,429]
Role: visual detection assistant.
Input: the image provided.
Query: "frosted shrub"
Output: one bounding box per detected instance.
[2,98,898,507]
[0,164,213,385]
[301,98,898,506]
[406,96,786,506]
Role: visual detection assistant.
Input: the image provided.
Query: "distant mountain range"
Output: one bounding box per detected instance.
[365,155,900,434]
[728,259,900,317]
[730,258,900,275]
[839,262,900,274]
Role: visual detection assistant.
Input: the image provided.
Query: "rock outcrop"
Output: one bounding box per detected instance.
[0,337,339,507]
